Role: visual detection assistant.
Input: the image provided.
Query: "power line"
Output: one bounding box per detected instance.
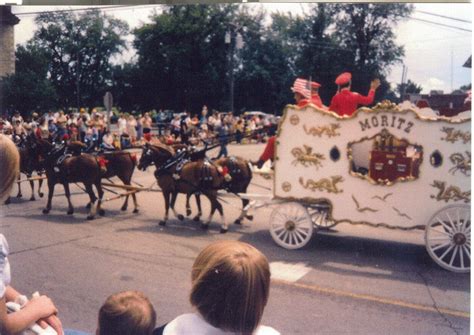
[410,17,471,33]
[415,10,471,24]
[12,5,157,17]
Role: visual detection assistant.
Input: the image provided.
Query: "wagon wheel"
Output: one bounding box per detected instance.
[269,202,314,250]
[308,207,337,230]
[425,204,470,273]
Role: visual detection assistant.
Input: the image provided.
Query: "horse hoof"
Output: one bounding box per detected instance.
[177,214,185,221]
[39,192,44,198]
[87,215,94,220]
[17,194,22,198]
[30,197,36,202]
[121,206,127,211]
[133,209,139,214]
[98,209,105,216]
[193,216,201,222]
[4,198,11,205]
[186,209,192,216]
[246,215,254,221]
[42,208,50,214]
[159,221,166,226]
[234,219,241,225]
[86,203,91,209]
[220,228,228,234]
[200,223,209,230]
[67,209,74,215]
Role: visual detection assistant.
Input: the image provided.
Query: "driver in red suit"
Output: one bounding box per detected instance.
[329,72,380,116]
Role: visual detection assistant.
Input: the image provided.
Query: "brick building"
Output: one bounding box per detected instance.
[0,6,20,115]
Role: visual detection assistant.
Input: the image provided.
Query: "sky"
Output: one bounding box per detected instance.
[10,3,473,94]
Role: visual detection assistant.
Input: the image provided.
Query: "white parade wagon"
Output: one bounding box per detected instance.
[246,100,471,273]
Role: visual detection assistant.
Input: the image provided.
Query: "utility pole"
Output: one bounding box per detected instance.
[400,65,408,101]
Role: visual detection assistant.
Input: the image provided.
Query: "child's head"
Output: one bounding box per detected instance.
[97,290,156,335]
[190,240,271,334]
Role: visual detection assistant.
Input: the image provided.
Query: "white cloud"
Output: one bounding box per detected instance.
[424,77,446,92]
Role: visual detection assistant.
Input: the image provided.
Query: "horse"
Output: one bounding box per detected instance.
[34,138,104,220]
[138,143,228,233]
[99,151,139,213]
[5,135,45,203]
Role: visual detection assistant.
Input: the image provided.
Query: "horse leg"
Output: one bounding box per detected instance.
[131,192,139,214]
[85,183,97,220]
[4,196,11,205]
[63,183,74,215]
[202,192,217,230]
[215,199,228,234]
[185,193,192,217]
[29,174,36,201]
[170,192,184,221]
[193,194,202,222]
[16,174,22,198]
[38,174,44,198]
[96,182,105,216]
[235,198,252,225]
[160,191,170,226]
[42,180,55,214]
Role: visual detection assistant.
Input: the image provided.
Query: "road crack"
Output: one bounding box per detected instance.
[417,271,463,335]
[9,235,94,255]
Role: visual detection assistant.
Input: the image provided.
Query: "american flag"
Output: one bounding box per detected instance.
[291,78,311,98]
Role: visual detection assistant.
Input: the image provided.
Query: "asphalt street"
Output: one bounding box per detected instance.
[1,143,470,334]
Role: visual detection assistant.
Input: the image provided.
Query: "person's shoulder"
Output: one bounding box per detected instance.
[255,325,281,335]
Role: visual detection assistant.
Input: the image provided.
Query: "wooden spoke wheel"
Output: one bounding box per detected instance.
[425,204,470,273]
[269,202,314,250]
[308,207,336,230]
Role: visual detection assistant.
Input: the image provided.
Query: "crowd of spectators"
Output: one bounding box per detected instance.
[0,106,278,152]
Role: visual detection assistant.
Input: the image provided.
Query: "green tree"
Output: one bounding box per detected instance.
[332,4,413,100]
[396,79,423,96]
[2,43,57,116]
[33,10,129,110]
[134,4,237,113]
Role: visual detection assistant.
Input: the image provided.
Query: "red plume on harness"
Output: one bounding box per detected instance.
[98,156,109,169]
[130,153,137,164]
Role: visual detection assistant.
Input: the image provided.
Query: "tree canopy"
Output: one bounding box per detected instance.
[4,4,415,117]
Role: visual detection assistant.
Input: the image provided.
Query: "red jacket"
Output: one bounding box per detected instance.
[329,88,375,116]
[310,94,323,108]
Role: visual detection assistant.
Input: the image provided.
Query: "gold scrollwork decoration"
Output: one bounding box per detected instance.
[440,127,471,144]
[282,182,292,192]
[303,123,341,138]
[289,114,300,125]
[392,207,412,220]
[299,176,344,194]
[430,180,470,203]
[449,151,471,176]
[372,193,393,202]
[291,145,325,169]
[351,195,378,213]
[372,100,399,112]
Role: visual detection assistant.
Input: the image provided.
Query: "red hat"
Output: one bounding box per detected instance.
[291,78,311,99]
[335,72,352,85]
[311,81,321,89]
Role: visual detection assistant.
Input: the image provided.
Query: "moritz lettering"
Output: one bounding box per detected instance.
[359,115,414,133]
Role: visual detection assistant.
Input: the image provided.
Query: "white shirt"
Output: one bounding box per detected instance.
[0,234,11,298]
[164,313,280,335]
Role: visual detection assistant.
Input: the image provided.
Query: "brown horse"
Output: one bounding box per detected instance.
[5,135,44,203]
[100,151,139,213]
[138,143,228,233]
[35,138,104,219]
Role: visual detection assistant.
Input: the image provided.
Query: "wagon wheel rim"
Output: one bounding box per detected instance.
[308,207,336,230]
[270,202,314,250]
[425,204,470,273]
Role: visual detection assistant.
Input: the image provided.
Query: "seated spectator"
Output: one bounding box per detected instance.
[0,134,64,335]
[154,240,279,335]
[97,291,156,335]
